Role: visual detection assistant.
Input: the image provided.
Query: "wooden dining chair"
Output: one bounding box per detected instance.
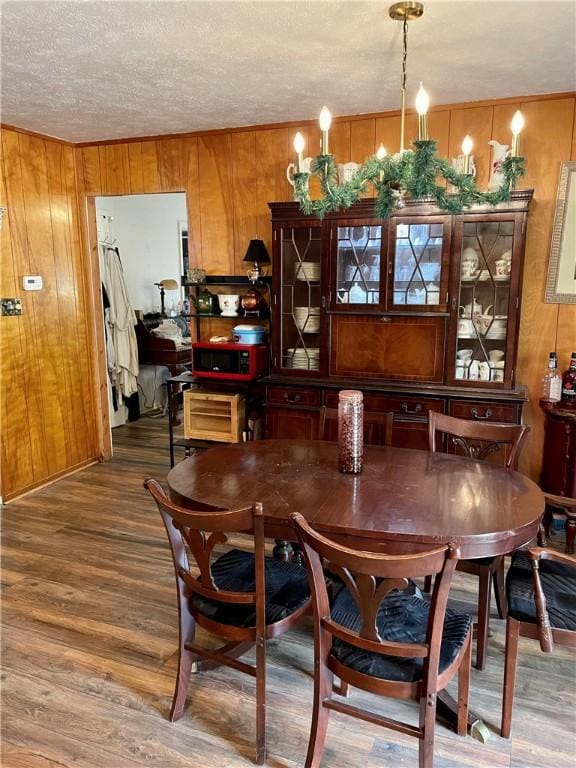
[501,545,576,737]
[318,406,394,445]
[291,512,472,768]
[144,478,311,765]
[427,411,530,670]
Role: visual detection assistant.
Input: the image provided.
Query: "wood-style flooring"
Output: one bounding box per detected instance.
[1,416,575,768]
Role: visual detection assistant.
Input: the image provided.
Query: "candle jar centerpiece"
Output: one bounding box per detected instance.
[338,390,364,474]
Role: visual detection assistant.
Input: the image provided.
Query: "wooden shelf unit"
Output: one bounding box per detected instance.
[183,391,245,443]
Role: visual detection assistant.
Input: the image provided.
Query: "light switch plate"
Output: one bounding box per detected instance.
[23,275,43,290]
[1,298,22,316]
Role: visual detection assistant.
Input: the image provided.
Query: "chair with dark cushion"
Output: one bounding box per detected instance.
[501,545,576,737]
[428,411,530,670]
[144,479,311,765]
[542,493,576,554]
[291,512,473,768]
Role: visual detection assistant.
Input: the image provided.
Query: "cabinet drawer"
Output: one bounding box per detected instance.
[449,401,517,423]
[267,386,321,407]
[325,391,443,418]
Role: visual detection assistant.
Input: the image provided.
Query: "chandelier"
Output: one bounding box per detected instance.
[288,1,526,219]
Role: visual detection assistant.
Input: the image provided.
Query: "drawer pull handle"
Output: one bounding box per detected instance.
[401,402,422,415]
[471,408,493,420]
[283,392,301,403]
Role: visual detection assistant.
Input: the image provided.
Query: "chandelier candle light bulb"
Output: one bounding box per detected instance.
[415,83,429,140]
[319,106,332,154]
[288,2,526,220]
[376,143,388,181]
[462,135,473,174]
[510,110,525,157]
[293,132,305,172]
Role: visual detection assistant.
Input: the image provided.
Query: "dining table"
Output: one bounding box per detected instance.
[167,438,545,741]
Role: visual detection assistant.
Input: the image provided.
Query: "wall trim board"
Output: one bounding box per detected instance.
[2,458,98,503]
[0,123,75,147]
[84,196,112,462]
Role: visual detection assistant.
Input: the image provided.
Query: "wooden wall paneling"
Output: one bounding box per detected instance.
[515,97,575,478]
[198,133,234,275]
[66,148,99,462]
[45,141,86,467]
[180,137,202,271]
[140,141,161,190]
[428,111,450,158]
[448,106,493,189]
[156,139,183,191]
[98,144,130,196]
[79,146,101,196]
[18,134,70,477]
[0,134,35,496]
[558,104,576,374]
[231,131,257,274]
[127,142,145,193]
[255,128,290,255]
[3,131,49,488]
[350,119,376,164]
[375,113,418,154]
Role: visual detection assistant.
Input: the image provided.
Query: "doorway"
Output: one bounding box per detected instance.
[88,191,189,456]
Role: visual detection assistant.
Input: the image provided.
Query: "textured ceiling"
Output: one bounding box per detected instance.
[1,0,575,143]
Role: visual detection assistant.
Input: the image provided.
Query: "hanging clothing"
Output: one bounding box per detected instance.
[101,246,139,399]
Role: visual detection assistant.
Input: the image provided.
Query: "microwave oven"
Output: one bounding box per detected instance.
[192,342,269,381]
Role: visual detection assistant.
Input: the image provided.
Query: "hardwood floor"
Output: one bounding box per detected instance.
[1,416,574,768]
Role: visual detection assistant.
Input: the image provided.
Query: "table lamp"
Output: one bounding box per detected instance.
[154,278,179,316]
[243,239,270,283]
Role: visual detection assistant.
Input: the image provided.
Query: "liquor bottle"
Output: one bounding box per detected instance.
[561,352,576,405]
[540,352,562,403]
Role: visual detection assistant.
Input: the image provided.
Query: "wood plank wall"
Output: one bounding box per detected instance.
[0,129,99,501]
[1,93,575,499]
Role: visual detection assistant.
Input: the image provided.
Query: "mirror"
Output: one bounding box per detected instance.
[545,161,576,304]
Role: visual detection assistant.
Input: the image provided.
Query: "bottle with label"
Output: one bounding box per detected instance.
[561,352,576,405]
[541,352,562,403]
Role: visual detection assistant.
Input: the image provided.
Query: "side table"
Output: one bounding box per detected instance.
[540,401,576,550]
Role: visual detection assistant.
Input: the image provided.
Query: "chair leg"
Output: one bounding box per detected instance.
[419,692,437,768]
[493,557,507,620]
[305,662,333,768]
[423,575,433,593]
[334,678,349,697]
[475,569,491,671]
[501,618,520,738]
[566,517,576,555]
[170,603,196,722]
[255,634,266,765]
[457,629,472,736]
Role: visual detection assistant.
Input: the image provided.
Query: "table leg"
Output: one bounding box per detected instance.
[436,691,490,743]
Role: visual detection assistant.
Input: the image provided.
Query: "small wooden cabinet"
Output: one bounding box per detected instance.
[184,391,245,443]
[265,192,532,446]
[540,404,576,498]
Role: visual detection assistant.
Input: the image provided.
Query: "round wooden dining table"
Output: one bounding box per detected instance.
[167,439,545,559]
[167,438,545,742]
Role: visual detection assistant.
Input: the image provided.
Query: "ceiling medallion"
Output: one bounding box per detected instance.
[287,1,526,219]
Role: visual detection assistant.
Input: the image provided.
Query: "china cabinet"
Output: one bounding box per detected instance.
[265,191,532,449]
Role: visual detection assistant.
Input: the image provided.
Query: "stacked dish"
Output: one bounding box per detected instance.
[294,306,321,333]
[284,347,320,370]
[294,261,321,282]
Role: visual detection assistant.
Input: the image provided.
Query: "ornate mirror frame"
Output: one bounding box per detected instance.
[545,161,576,304]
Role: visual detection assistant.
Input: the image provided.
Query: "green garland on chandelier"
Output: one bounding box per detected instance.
[292,140,526,219]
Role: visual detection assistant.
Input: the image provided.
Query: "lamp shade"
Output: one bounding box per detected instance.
[159,279,179,290]
[243,239,270,264]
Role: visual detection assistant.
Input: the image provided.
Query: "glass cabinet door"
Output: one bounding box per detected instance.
[332,222,384,310]
[388,217,450,311]
[277,224,322,373]
[451,215,522,386]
